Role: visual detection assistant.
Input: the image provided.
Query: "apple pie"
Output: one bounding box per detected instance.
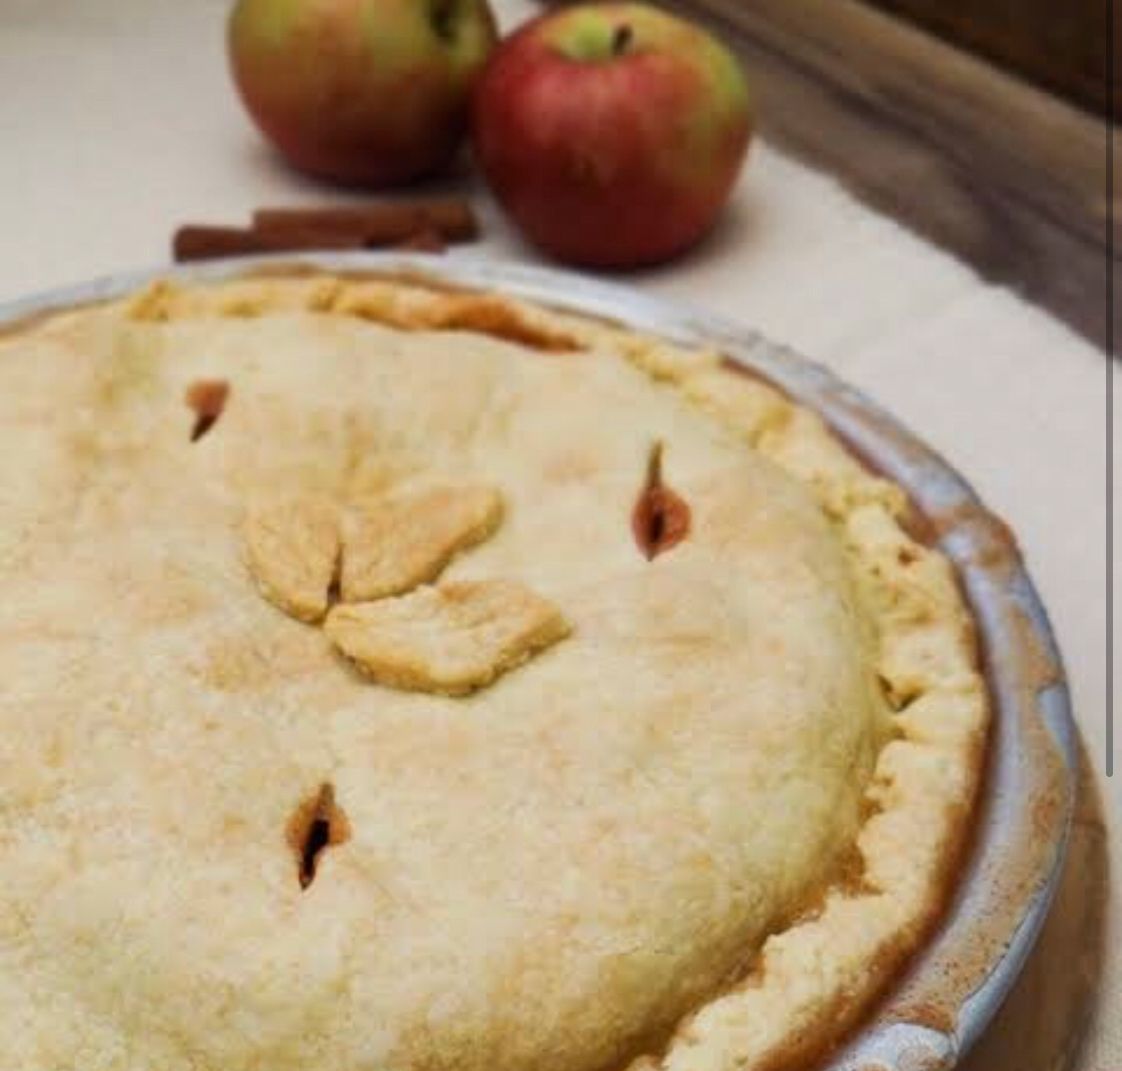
[0,271,987,1071]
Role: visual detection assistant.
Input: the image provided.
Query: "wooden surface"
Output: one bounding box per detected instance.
[865,0,1112,117]
[959,741,1110,1071]
[672,0,1117,351]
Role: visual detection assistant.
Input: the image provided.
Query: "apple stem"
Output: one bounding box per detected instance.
[612,23,633,56]
[430,0,457,41]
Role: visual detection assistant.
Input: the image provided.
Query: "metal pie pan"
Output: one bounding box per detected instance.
[0,252,1078,1071]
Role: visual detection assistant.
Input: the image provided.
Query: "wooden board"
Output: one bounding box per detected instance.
[866,0,1112,118]
[669,0,1117,351]
[959,739,1109,1071]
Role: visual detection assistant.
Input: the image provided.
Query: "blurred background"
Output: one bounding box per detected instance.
[665,0,1115,349]
[0,0,1114,347]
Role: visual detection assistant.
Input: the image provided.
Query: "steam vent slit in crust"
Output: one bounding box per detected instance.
[0,273,987,1071]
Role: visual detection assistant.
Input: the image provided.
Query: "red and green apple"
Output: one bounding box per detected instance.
[472,3,752,267]
[228,0,498,186]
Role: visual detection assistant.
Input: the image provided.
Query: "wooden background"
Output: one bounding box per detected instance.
[868,0,1112,117]
[671,0,1116,352]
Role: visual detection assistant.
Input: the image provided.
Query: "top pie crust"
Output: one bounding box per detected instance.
[0,273,986,1071]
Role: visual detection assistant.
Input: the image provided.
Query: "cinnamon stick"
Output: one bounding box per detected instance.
[252,196,478,247]
[173,224,365,262]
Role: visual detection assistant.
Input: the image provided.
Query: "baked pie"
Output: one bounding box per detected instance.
[0,272,987,1071]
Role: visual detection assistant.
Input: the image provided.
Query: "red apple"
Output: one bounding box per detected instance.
[229,0,498,186]
[472,3,752,267]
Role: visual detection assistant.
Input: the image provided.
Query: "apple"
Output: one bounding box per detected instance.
[228,0,498,186]
[472,3,752,268]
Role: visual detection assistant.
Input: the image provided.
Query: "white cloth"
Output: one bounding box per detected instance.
[0,0,1116,1064]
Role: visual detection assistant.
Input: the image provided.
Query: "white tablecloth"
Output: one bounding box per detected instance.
[1,0,1116,1064]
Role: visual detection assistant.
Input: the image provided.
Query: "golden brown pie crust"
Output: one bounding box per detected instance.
[0,272,987,1071]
